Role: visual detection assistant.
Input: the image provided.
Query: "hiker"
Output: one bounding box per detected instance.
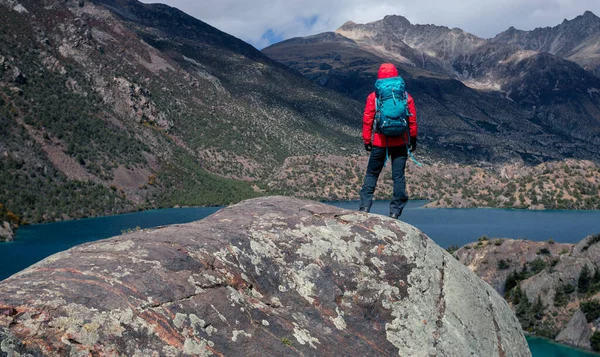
[359,63,417,219]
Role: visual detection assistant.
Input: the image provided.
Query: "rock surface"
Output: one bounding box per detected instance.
[455,238,573,296]
[555,310,593,349]
[0,196,530,356]
[0,221,14,242]
[455,235,600,350]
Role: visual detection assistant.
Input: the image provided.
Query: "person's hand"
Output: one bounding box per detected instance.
[409,137,417,152]
[364,143,373,152]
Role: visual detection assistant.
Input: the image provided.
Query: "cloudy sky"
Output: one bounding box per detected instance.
[139,0,600,49]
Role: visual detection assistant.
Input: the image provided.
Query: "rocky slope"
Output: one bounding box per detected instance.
[0,196,530,356]
[0,0,362,223]
[266,156,600,210]
[263,13,600,160]
[0,223,14,242]
[492,11,600,76]
[0,203,19,242]
[454,233,600,351]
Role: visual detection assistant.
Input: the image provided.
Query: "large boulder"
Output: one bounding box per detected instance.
[0,196,530,357]
[555,310,593,349]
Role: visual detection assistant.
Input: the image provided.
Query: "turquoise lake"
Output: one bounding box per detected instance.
[1,200,599,356]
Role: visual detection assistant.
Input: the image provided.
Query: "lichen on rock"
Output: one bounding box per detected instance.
[0,196,530,356]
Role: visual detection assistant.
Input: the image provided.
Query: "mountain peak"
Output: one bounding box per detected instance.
[568,10,600,25]
[337,20,357,31]
[382,14,412,25]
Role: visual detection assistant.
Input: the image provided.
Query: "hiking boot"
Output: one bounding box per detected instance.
[389,212,400,219]
[359,207,370,213]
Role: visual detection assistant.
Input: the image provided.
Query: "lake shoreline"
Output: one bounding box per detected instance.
[526,335,600,356]
[6,196,600,233]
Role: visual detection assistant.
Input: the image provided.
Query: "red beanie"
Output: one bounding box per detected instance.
[378,63,398,79]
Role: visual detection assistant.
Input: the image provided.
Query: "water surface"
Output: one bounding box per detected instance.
[527,336,599,356]
[330,200,600,248]
[1,206,221,280]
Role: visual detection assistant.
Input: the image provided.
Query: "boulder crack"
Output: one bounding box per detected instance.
[487,290,507,357]
[139,282,227,310]
[433,256,447,348]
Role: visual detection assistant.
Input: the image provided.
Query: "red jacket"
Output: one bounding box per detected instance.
[362,63,417,147]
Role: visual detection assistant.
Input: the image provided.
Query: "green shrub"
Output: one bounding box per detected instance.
[554,284,574,307]
[446,244,460,254]
[529,258,547,275]
[582,233,600,252]
[498,259,510,270]
[538,248,551,256]
[591,331,600,352]
[581,300,600,322]
[579,265,592,294]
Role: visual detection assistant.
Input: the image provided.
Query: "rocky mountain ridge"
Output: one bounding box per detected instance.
[492,11,600,76]
[263,12,600,160]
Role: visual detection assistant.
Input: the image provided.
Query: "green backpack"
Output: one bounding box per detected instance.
[374,76,409,137]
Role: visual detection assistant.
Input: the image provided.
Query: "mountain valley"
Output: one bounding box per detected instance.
[1,0,599,226]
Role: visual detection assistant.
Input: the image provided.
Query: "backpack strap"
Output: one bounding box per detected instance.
[405,132,423,167]
[383,137,388,168]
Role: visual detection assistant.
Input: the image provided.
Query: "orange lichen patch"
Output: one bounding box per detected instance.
[226,244,239,259]
[138,310,185,348]
[160,305,176,320]
[377,244,386,255]
[311,299,336,317]
[348,329,390,355]
[0,304,18,316]
[227,273,248,291]
[23,338,56,356]
[92,343,121,357]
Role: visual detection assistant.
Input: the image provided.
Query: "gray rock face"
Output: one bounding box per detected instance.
[555,310,593,349]
[0,221,14,242]
[492,11,600,75]
[0,197,530,356]
[455,235,600,351]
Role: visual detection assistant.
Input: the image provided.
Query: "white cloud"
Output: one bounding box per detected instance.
[139,0,600,48]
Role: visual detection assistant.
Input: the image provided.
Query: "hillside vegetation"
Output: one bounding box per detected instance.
[266,156,600,210]
[0,0,361,223]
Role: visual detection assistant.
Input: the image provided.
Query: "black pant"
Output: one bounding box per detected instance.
[359,145,408,215]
